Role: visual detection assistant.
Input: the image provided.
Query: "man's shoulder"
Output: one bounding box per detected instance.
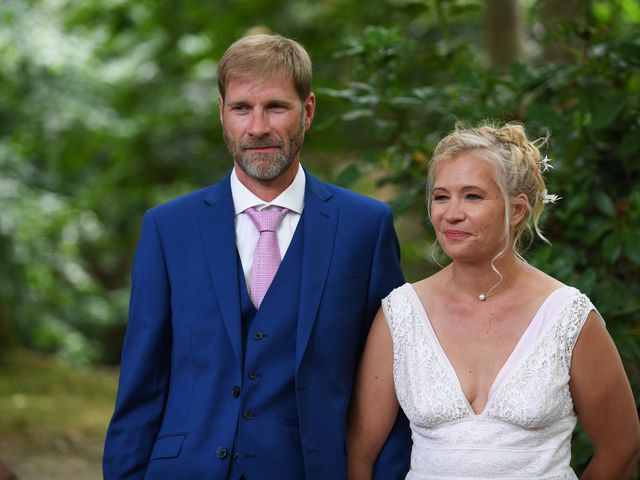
[148,177,230,218]
[309,175,390,214]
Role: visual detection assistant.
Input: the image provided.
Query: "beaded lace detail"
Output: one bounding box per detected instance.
[382,284,594,480]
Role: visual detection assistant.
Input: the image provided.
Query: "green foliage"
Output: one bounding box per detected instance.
[0,0,494,365]
[1,0,638,474]
[0,0,357,364]
[323,1,640,474]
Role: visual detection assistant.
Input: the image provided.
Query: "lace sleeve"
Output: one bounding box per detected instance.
[381,291,394,333]
[561,292,595,368]
[381,284,409,345]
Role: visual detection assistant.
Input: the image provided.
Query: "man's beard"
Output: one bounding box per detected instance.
[224,113,305,181]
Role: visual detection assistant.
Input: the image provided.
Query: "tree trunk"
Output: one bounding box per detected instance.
[485,0,527,70]
[540,0,580,63]
[0,295,18,357]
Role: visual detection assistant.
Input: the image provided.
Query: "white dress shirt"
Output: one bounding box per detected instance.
[230,164,306,291]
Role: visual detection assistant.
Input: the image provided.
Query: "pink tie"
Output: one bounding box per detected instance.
[245,206,289,308]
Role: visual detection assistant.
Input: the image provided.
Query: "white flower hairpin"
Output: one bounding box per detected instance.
[539,155,554,172]
[541,189,562,205]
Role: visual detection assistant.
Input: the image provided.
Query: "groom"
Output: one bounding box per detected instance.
[103,33,410,479]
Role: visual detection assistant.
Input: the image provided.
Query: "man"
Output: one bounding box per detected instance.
[103,33,410,480]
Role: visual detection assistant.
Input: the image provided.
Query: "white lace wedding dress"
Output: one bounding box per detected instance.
[382,284,594,480]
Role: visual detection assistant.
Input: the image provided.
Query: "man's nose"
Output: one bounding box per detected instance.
[247,110,271,136]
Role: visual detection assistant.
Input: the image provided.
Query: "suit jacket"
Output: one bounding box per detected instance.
[103,170,411,479]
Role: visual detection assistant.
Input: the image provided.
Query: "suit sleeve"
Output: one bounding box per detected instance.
[367,206,412,480]
[103,210,172,479]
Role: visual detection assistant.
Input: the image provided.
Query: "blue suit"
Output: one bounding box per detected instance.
[103,170,411,479]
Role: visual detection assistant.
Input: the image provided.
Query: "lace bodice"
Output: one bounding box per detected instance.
[382,284,594,480]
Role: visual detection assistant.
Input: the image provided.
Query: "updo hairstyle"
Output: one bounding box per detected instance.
[427,122,551,258]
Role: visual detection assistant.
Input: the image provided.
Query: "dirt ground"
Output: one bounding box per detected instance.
[0,351,117,480]
[0,430,103,480]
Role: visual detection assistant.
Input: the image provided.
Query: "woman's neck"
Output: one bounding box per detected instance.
[448,254,525,302]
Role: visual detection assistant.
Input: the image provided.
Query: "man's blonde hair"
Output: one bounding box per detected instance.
[217,34,312,101]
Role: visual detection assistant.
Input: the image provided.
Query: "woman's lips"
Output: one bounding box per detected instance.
[443,230,470,239]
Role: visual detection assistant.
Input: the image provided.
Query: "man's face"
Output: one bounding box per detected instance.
[219,75,315,182]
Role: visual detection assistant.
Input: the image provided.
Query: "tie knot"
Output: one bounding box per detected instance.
[245,206,289,233]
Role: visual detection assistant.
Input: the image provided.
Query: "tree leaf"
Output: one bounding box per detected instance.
[590,92,626,130]
[602,231,622,264]
[593,191,617,218]
[621,226,640,265]
[341,109,374,121]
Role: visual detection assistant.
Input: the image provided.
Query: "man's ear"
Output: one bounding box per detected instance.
[218,95,224,126]
[303,93,316,130]
[510,193,529,227]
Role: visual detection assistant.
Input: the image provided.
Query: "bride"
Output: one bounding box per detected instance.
[348,123,640,479]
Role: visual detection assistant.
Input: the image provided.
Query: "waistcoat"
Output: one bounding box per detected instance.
[228,220,305,480]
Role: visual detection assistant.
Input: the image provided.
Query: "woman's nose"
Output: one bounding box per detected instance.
[444,199,465,221]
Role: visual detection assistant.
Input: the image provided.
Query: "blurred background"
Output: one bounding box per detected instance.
[0,0,638,478]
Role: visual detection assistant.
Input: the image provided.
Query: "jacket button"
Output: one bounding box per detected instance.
[248,370,258,380]
[242,410,253,420]
[231,385,240,397]
[253,331,264,340]
[216,447,228,459]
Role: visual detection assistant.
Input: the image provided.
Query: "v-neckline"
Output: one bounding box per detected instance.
[406,284,567,416]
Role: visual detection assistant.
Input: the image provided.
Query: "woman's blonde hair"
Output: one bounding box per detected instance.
[427,121,552,259]
[217,33,312,101]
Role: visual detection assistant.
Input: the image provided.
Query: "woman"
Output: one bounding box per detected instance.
[348,123,640,479]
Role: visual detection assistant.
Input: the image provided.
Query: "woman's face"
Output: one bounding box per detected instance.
[430,153,508,264]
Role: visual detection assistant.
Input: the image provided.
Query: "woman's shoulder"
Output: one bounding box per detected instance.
[521,265,596,307]
[518,264,597,327]
[520,264,565,291]
[513,264,575,308]
[411,268,449,300]
[382,267,448,302]
[381,274,445,326]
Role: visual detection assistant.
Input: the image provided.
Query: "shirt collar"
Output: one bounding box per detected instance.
[230,164,306,215]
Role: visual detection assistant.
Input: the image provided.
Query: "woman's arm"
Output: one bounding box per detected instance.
[570,311,640,479]
[348,308,402,480]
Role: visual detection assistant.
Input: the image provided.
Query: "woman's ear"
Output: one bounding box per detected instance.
[510,193,529,227]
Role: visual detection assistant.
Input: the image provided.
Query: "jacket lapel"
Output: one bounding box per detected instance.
[296,172,338,370]
[197,176,242,362]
